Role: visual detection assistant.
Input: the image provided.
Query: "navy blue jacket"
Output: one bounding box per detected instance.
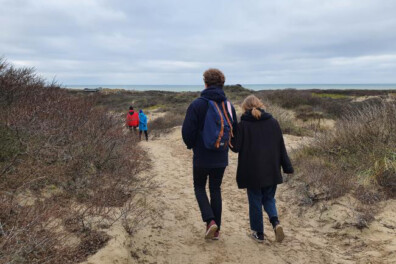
[182,86,237,168]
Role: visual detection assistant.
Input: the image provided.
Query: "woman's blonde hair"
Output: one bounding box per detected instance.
[241,95,266,119]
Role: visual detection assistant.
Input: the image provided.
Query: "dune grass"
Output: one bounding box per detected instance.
[294,100,396,203]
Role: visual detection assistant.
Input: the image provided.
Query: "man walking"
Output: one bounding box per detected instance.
[182,69,237,240]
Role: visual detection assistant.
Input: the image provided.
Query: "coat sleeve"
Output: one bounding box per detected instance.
[182,102,199,149]
[231,104,238,133]
[229,104,239,152]
[230,121,243,153]
[277,121,294,173]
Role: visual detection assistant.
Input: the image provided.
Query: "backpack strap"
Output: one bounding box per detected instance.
[212,101,225,149]
[226,101,233,122]
[221,101,234,148]
[221,101,234,137]
[200,97,233,120]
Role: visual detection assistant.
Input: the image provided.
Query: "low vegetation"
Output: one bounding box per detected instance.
[293,100,395,225]
[257,88,394,119]
[88,83,394,138]
[86,84,253,134]
[1,56,395,263]
[0,60,153,263]
[311,92,350,99]
[95,84,395,229]
[265,103,304,136]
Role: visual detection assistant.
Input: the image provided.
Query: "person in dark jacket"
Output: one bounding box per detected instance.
[231,95,294,243]
[182,69,237,240]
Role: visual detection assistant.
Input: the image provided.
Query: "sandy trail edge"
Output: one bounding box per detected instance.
[82,127,396,264]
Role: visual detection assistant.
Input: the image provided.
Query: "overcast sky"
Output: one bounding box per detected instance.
[1,0,396,85]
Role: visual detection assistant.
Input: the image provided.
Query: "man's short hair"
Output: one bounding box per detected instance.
[203,68,225,87]
[129,106,134,110]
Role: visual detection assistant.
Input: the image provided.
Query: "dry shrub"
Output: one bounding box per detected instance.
[150,112,185,133]
[295,105,324,122]
[95,89,199,114]
[95,85,253,137]
[265,103,305,136]
[57,231,110,263]
[223,85,253,103]
[354,207,376,229]
[295,100,396,203]
[257,89,354,118]
[0,59,152,263]
[258,89,321,109]
[149,98,304,136]
[295,156,354,201]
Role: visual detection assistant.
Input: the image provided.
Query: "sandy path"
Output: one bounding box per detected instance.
[83,127,396,264]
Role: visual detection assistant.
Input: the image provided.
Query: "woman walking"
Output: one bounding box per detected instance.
[231,95,294,243]
[139,109,148,141]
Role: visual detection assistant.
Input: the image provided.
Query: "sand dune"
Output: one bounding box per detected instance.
[82,127,396,264]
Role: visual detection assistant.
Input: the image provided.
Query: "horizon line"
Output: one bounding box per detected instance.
[65,83,396,86]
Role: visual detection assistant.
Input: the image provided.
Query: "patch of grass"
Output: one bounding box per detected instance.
[312,93,351,99]
[92,89,199,113]
[146,104,166,111]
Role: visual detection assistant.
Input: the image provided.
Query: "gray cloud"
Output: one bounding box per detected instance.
[1,0,396,84]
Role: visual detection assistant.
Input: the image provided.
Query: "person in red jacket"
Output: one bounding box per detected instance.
[126,106,139,132]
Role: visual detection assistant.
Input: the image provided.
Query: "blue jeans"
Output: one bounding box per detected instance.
[247,185,278,234]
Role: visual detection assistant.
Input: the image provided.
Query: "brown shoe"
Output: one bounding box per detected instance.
[274,224,285,242]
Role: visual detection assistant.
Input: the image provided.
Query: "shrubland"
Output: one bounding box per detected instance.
[2,57,395,263]
[257,88,393,119]
[69,78,396,224]
[90,84,395,137]
[293,100,395,226]
[0,60,152,263]
[89,85,254,134]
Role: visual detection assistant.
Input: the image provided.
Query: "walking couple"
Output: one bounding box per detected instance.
[182,69,294,243]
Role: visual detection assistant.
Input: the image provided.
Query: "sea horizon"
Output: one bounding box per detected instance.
[65,83,396,92]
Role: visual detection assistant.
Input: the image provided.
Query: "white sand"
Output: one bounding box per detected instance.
[82,127,396,264]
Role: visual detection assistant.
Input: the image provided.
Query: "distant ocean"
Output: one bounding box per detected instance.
[66,84,396,92]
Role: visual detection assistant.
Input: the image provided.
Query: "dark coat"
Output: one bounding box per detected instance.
[231,109,294,189]
[182,86,237,168]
